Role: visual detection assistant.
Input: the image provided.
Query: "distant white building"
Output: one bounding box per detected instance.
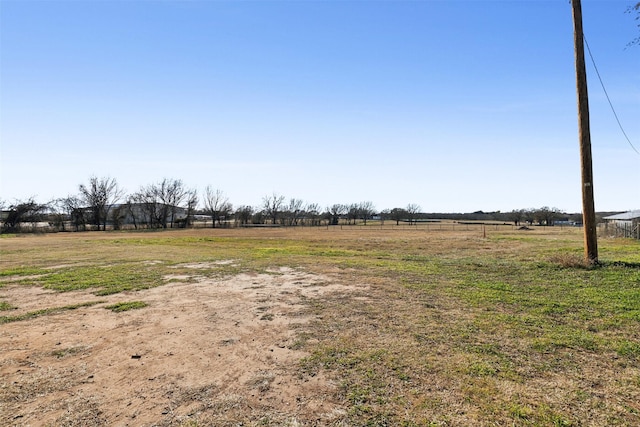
[109,203,188,229]
[602,210,640,239]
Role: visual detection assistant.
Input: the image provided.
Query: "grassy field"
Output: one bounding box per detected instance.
[1,226,639,426]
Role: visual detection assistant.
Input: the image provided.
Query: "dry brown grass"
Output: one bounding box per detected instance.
[1,226,639,426]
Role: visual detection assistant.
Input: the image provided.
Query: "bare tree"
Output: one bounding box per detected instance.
[262,193,285,225]
[327,204,346,225]
[51,196,85,232]
[110,204,126,230]
[157,178,189,228]
[285,198,304,226]
[130,179,195,229]
[509,209,525,226]
[49,199,67,232]
[251,210,265,225]
[130,185,161,228]
[523,208,536,225]
[123,196,140,230]
[389,207,407,226]
[182,189,198,228]
[1,198,48,233]
[79,176,124,231]
[305,203,322,226]
[358,201,376,225]
[534,206,564,226]
[235,205,254,226]
[406,203,421,225]
[379,209,390,226]
[66,196,86,231]
[346,203,359,225]
[204,187,232,228]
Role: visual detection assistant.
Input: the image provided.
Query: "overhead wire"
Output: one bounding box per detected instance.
[583,34,640,156]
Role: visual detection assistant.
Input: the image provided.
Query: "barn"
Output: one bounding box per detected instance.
[602,210,640,239]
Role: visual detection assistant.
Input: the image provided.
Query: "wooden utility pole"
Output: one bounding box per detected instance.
[571,0,598,264]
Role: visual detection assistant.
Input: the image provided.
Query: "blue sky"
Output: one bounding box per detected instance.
[1,0,638,213]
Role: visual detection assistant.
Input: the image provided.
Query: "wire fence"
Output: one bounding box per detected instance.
[602,221,640,239]
[7,219,640,240]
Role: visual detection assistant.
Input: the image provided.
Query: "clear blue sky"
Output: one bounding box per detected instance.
[1,0,638,213]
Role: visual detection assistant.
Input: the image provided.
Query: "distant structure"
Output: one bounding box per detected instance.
[602,210,640,239]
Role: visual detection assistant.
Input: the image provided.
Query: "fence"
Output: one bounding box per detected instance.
[11,219,640,238]
[603,221,640,239]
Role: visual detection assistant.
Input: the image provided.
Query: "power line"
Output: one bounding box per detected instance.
[584,35,640,156]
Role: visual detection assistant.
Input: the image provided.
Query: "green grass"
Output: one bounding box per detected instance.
[0,301,15,311]
[51,345,86,358]
[0,301,103,324]
[105,300,148,312]
[0,227,638,425]
[0,266,48,277]
[290,231,640,425]
[38,264,165,295]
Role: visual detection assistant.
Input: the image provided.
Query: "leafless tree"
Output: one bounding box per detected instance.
[66,196,86,231]
[327,204,346,225]
[358,201,375,225]
[389,208,407,225]
[305,203,322,226]
[234,205,254,226]
[378,209,390,226]
[251,210,265,225]
[51,196,84,231]
[130,179,195,229]
[49,199,67,231]
[534,206,564,226]
[123,196,140,230]
[509,209,525,226]
[110,204,126,230]
[346,203,359,225]
[523,208,536,225]
[284,198,304,226]
[262,193,285,225]
[182,189,198,228]
[156,178,189,228]
[130,185,161,228]
[1,198,48,233]
[204,187,232,228]
[79,176,125,231]
[406,204,421,225]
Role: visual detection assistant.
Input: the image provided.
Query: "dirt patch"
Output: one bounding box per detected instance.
[0,267,363,426]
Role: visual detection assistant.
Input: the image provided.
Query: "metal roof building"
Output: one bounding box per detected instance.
[602,210,640,221]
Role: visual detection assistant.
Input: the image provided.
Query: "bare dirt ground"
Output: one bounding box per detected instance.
[1,265,364,426]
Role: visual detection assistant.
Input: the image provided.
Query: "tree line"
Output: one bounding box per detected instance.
[1,176,574,233]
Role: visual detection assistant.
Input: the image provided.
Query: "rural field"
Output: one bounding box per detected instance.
[1,225,639,426]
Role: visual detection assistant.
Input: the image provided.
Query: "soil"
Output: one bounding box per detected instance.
[1,265,364,426]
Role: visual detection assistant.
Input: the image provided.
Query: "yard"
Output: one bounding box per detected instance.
[1,226,639,426]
